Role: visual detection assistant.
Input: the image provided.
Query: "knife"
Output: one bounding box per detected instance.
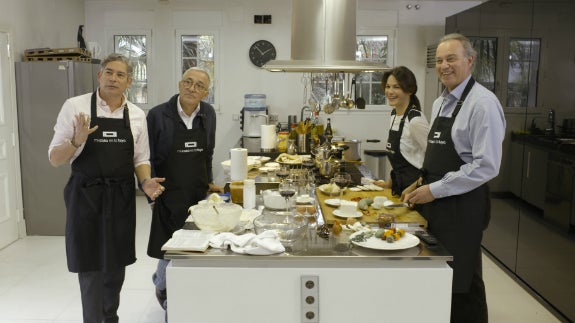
[382,202,411,208]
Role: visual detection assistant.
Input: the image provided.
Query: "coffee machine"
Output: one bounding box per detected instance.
[241,106,268,137]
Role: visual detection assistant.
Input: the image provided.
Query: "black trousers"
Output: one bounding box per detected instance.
[451,253,488,323]
[78,268,126,323]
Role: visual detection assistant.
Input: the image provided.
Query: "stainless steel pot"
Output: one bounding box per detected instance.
[318,158,340,178]
[335,140,362,161]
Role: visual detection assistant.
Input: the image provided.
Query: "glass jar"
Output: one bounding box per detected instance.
[276,131,289,153]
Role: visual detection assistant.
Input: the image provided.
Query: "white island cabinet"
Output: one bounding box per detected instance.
[166,230,453,323]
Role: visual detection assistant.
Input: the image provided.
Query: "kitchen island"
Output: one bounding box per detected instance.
[165,222,453,322]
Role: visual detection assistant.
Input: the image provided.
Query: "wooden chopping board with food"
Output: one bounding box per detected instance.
[316,184,427,227]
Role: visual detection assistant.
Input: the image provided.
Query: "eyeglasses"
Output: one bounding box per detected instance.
[180,78,208,92]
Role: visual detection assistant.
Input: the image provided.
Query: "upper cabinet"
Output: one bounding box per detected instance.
[446,0,575,117]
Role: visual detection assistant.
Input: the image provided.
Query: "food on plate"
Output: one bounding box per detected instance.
[275,153,303,164]
[358,198,374,210]
[320,182,340,194]
[350,196,363,202]
[380,228,406,243]
[349,227,406,244]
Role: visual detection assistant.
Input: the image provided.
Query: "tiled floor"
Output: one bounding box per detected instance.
[0,196,562,323]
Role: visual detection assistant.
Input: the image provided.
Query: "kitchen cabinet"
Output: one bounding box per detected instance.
[166,230,453,323]
[510,141,548,210]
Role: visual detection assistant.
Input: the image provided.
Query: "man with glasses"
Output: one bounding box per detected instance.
[48,53,165,323]
[146,67,223,316]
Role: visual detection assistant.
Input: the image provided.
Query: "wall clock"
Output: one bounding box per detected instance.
[249,40,277,67]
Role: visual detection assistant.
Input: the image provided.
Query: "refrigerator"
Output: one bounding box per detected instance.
[15,61,99,235]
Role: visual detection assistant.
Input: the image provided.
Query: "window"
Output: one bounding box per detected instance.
[114,35,148,105]
[179,34,215,104]
[469,37,497,93]
[355,35,388,105]
[507,38,540,107]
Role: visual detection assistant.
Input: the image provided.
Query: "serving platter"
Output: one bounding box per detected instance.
[349,231,420,250]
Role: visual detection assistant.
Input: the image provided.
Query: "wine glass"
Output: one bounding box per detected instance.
[279,179,297,213]
[333,172,351,202]
[276,165,290,180]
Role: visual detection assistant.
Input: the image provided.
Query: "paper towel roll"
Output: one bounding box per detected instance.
[230,148,248,181]
[260,125,277,150]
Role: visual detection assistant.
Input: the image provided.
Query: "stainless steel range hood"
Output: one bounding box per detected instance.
[263,0,389,73]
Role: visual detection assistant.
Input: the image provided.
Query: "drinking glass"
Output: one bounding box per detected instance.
[276,165,290,180]
[279,179,297,212]
[333,172,351,202]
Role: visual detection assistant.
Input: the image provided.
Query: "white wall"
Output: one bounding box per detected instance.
[0,0,484,186]
[0,0,85,56]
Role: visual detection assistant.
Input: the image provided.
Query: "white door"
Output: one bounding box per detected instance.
[0,30,22,249]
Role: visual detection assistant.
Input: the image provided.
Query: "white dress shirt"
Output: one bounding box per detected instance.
[428,76,506,199]
[48,90,150,167]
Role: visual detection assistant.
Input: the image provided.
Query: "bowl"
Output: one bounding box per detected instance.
[262,189,293,210]
[318,183,341,196]
[253,210,308,246]
[189,202,243,232]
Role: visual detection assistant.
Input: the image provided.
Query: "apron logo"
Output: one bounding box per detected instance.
[103,131,117,138]
[433,131,441,139]
[185,141,197,148]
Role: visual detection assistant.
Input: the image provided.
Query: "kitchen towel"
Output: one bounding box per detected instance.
[209,231,285,255]
[260,125,277,150]
[230,148,248,181]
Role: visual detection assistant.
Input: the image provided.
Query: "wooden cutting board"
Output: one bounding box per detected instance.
[316,187,427,227]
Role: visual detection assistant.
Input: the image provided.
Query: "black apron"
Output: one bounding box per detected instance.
[147,111,209,259]
[64,92,136,273]
[386,106,421,196]
[420,78,490,293]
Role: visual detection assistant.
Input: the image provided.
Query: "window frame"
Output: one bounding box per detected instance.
[107,29,153,110]
[175,29,220,111]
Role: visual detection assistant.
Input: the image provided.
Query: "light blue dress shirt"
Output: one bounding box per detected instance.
[428,75,506,199]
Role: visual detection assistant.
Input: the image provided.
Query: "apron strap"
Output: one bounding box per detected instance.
[452,77,475,119]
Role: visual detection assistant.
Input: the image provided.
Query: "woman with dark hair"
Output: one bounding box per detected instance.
[374,66,429,196]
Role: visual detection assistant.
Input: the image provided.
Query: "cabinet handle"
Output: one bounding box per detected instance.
[526,151,531,179]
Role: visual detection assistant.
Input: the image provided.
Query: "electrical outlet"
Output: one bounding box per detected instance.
[232,114,240,121]
[301,275,319,323]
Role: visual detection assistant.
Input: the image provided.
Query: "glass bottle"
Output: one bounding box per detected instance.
[324,118,333,144]
[287,139,297,155]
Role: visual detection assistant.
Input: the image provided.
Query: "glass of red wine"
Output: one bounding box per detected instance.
[279,179,297,213]
[333,172,351,202]
[276,165,290,181]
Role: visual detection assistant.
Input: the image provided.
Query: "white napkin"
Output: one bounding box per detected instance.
[209,231,285,255]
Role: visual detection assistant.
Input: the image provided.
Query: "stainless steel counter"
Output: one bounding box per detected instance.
[166,225,452,263]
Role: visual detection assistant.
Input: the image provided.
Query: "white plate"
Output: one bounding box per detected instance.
[333,209,363,218]
[348,187,362,192]
[349,231,420,250]
[250,156,271,163]
[324,199,341,207]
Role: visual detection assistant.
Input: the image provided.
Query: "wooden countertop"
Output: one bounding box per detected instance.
[316,187,427,227]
